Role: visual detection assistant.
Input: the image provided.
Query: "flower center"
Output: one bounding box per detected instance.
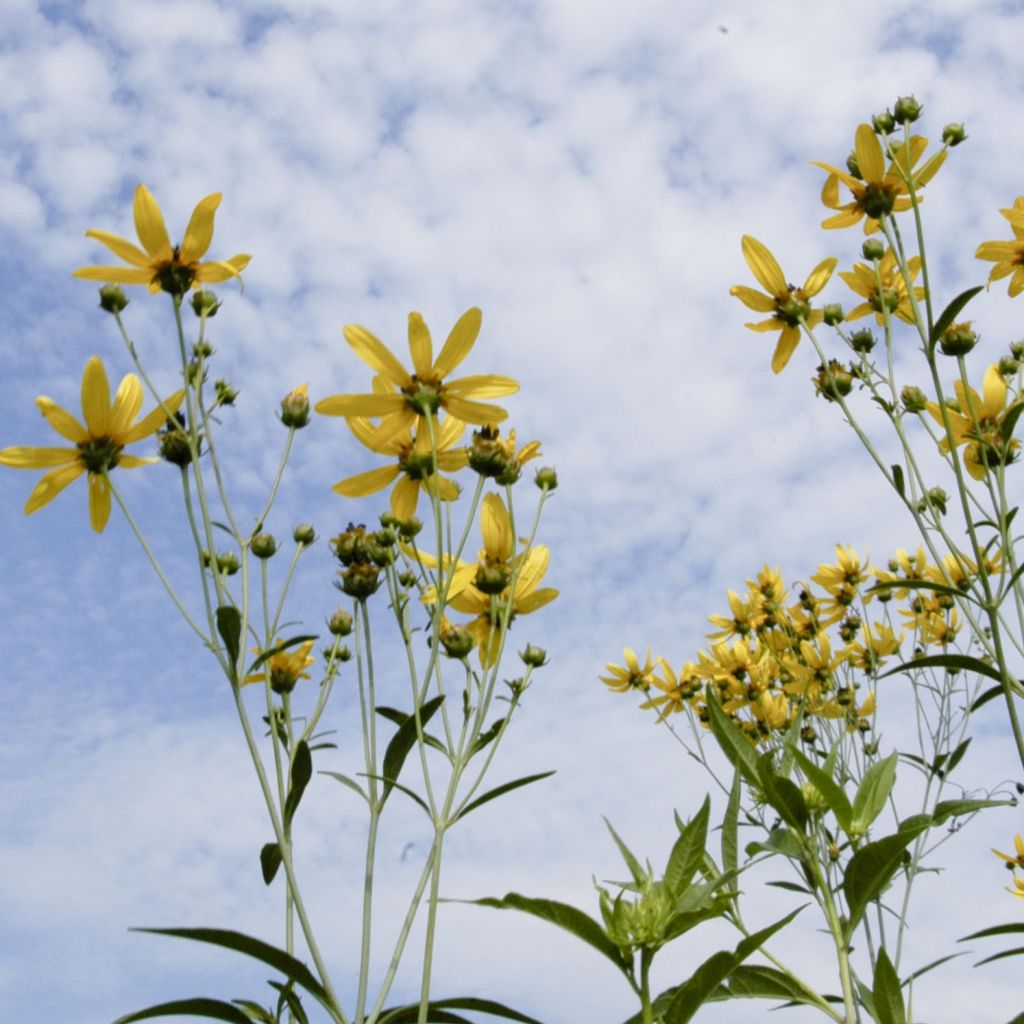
[858,182,897,220]
[402,377,442,415]
[776,292,811,327]
[78,436,122,474]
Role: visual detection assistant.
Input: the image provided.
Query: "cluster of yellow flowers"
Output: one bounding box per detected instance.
[603,544,981,746]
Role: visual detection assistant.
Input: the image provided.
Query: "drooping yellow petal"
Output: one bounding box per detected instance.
[433,307,482,378]
[133,185,173,261]
[517,586,559,614]
[343,324,412,387]
[408,312,434,378]
[81,356,111,436]
[194,255,252,283]
[481,492,513,562]
[24,463,85,514]
[436,477,460,502]
[89,472,111,532]
[332,464,400,497]
[117,454,158,468]
[771,326,801,374]
[741,236,787,296]
[179,193,221,263]
[35,396,88,443]
[82,229,152,267]
[390,476,421,521]
[0,445,76,468]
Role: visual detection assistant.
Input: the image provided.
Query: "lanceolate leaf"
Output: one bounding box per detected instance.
[453,771,555,823]
[878,653,1003,684]
[216,606,242,671]
[381,696,445,806]
[112,998,253,1024]
[707,964,827,1008]
[721,770,741,895]
[664,796,711,898]
[320,771,368,805]
[929,285,984,351]
[603,819,647,887]
[791,747,853,835]
[872,948,906,1024]
[931,797,1012,824]
[269,982,309,1024]
[259,842,282,886]
[284,740,313,828]
[851,751,898,835]
[376,705,447,756]
[705,693,760,785]
[379,997,545,1023]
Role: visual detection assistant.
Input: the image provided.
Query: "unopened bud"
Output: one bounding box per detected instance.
[191,289,221,317]
[901,385,927,413]
[293,523,316,546]
[892,95,923,124]
[813,360,854,401]
[440,622,475,659]
[251,533,277,559]
[941,122,967,147]
[280,383,311,429]
[475,562,511,595]
[215,379,238,406]
[339,562,381,599]
[861,239,885,261]
[1010,340,1024,361]
[328,610,353,636]
[159,412,195,466]
[872,111,896,134]
[535,466,558,492]
[520,644,548,668]
[822,303,845,326]
[397,516,423,540]
[999,356,1020,378]
[99,284,129,314]
[216,551,240,575]
[849,328,876,353]
[939,321,978,357]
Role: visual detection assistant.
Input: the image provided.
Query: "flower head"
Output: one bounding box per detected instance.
[731,236,836,373]
[976,197,1024,296]
[243,637,316,694]
[839,249,924,325]
[0,356,184,531]
[73,185,251,296]
[601,647,658,694]
[812,124,946,234]
[316,308,519,447]
[993,834,1024,871]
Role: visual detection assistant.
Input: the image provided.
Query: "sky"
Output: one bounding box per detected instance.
[2,0,1024,1021]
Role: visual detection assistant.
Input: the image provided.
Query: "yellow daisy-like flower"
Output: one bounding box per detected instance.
[640,658,703,720]
[316,308,519,447]
[926,364,1020,480]
[993,834,1024,871]
[706,588,765,641]
[976,197,1024,297]
[467,424,542,482]
[812,545,874,597]
[242,637,316,694]
[812,124,946,234]
[1006,874,1024,899]
[731,236,837,373]
[73,185,251,296]
[839,249,924,325]
[0,356,185,532]
[601,647,658,694]
[334,404,468,521]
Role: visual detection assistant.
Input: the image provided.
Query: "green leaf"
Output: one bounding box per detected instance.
[746,826,804,861]
[661,908,803,1023]
[843,820,929,934]
[467,893,630,975]
[971,684,1006,712]
[872,948,906,1024]
[975,946,1024,966]
[283,740,313,828]
[892,464,905,499]
[929,285,984,350]
[259,843,282,886]
[379,997,545,1023]
[705,692,760,785]
[943,737,972,775]
[246,635,318,678]
[381,695,445,806]
[604,818,647,886]
[216,607,241,670]
[130,928,333,1014]
[791,746,853,835]
[753,752,808,832]
[362,773,432,816]
[231,999,275,1024]
[453,771,555,823]
[320,770,368,805]
[879,653,1003,684]
[868,577,972,601]
[1002,400,1024,444]
[470,717,507,756]
[721,770,741,888]
[111,998,257,1024]
[711,964,828,1007]
[932,797,1011,824]
[269,983,308,1024]
[961,921,1024,941]
[852,751,898,835]
[376,705,447,756]
[664,796,711,898]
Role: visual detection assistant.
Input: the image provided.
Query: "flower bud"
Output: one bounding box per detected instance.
[861,239,885,261]
[999,356,1020,378]
[398,570,417,588]
[849,328,876,353]
[215,379,238,406]
[379,512,400,529]
[534,466,558,492]
[813,360,854,401]
[193,340,214,359]
[892,95,922,124]
[1010,340,1024,361]
[520,644,548,668]
[328,609,353,636]
[99,284,129,314]
[293,523,316,546]
[251,532,277,559]
[901,385,927,413]
[938,321,978,357]
[369,542,396,567]
[331,524,371,565]
[397,516,423,540]
[159,412,196,466]
[475,562,511,595]
[375,527,397,547]
[872,110,896,134]
[216,551,240,575]
[468,424,510,478]
[280,383,311,429]
[916,487,948,516]
[845,152,862,180]
[339,562,381,599]
[822,303,845,326]
[941,122,967,147]
[440,621,475,659]
[191,289,221,317]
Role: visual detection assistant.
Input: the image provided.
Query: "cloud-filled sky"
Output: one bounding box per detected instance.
[3,1,1024,1021]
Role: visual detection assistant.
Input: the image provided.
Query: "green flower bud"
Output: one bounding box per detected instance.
[369,542,396,567]
[1010,340,1024,361]
[331,524,370,566]
[375,527,397,547]
[397,516,423,540]
[822,303,845,326]
[475,562,511,595]
[338,562,381,599]
[534,466,558,491]
[939,321,978,356]
[251,533,277,559]
[280,384,311,429]
[214,379,238,406]
[872,110,896,134]
[193,340,214,359]
[941,122,967,146]
[328,610,353,636]
[440,622,475,659]
[99,284,129,314]
[846,151,862,180]
[849,328,876,353]
[216,551,240,575]
[892,95,923,124]
[916,487,948,516]
[398,570,417,588]
[813,360,854,402]
[468,424,511,478]
[191,289,221,317]
[520,644,549,668]
[901,385,928,413]
[293,523,316,546]
[159,412,196,466]
[861,239,885,261]
[379,512,400,529]
[999,356,1020,378]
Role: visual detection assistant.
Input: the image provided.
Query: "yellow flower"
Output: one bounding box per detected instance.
[976,197,1024,296]
[73,185,251,295]
[1007,875,1024,899]
[993,834,1024,870]
[316,308,519,447]
[334,408,468,521]
[812,124,946,234]
[0,356,185,532]
[640,658,703,720]
[731,236,836,373]
[812,546,874,597]
[926,364,1020,480]
[467,424,542,482]
[839,249,924,325]
[601,647,658,694]
[242,637,316,694]
[706,588,765,641]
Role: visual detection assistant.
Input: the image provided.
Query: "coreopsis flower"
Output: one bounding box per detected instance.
[750,690,791,732]
[73,185,251,296]
[812,124,946,234]
[1006,875,1024,899]
[812,546,873,596]
[731,236,837,373]
[839,249,924,325]
[926,364,1020,479]
[993,834,1024,871]
[641,658,703,720]
[976,197,1024,296]
[846,623,902,671]
[706,588,765,641]
[781,633,845,704]
[315,308,519,447]
[243,638,316,694]
[0,356,185,531]
[334,409,468,520]
[601,647,658,694]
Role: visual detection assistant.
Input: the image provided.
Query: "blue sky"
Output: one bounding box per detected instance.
[3,1,1024,1021]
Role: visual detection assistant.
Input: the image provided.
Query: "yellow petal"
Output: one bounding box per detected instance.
[517,586,558,614]
[444,396,509,425]
[35,396,88,443]
[72,266,155,285]
[408,312,433,378]
[81,356,111,436]
[976,241,1020,262]
[366,408,418,448]
[802,256,837,297]
[913,148,946,188]
[109,374,144,440]
[433,307,482,378]
[770,326,801,373]
[133,185,173,261]
[122,388,186,444]
[390,475,420,521]
[854,124,885,183]
[194,255,252,283]
[729,285,776,313]
[981,364,1007,417]
[118,454,158,468]
[24,463,84,514]
[436,414,466,448]
[332,464,399,497]
[481,492,513,561]
[83,229,152,267]
[0,445,77,468]
[179,193,221,264]
[436,476,460,502]
[822,209,863,230]
[89,472,111,532]
[444,374,520,399]
[343,324,411,387]
[740,236,787,296]
[315,393,406,417]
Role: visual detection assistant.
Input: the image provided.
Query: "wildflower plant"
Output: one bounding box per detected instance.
[3,187,559,1024]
